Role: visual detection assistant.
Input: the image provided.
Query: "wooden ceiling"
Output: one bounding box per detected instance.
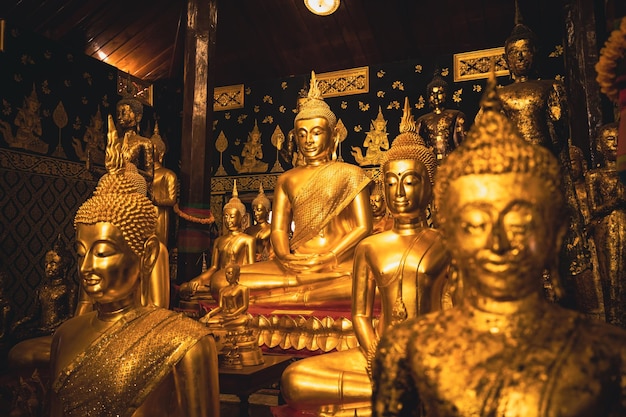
[3,0,568,86]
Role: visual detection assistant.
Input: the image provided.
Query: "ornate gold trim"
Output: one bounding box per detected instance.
[214,84,245,111]
[453,47,509,82]
[317,66,369,97]
[117,71,153,106]
[0,148,96,181]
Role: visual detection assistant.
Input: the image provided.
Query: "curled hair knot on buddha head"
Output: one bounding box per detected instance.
[252,184,271,212]
[223,180,246,217]
[382,97,437,184]
[433,75,563,226]
[294,71,337,131]
[74,115,157,257]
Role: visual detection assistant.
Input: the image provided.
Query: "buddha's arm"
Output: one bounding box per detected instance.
[173,336,220,417]
[586,171,611,219]
[270,178,296,261]
[352,244,378,356]
[547,82,569,152]
[331,189,373,259]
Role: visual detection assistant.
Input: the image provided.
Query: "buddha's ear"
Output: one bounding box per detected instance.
[140,235,160,278]
[331,126,340,160]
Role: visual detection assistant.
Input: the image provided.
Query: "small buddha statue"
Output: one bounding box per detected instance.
[180,181,256,300]
[372,78,626,417]
[150,122,178,247]
[280,98,451,417]
[49,119,220,417]
[8,235,76,371]
[586,121,626,327]
[369,180,394,235]
[116,97,155,188]
[244,184,274,261]
[498,15,591,300]
[210,71,372,308]
[415,71,466,163]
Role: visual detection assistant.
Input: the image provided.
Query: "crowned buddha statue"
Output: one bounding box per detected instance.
[280,98,451,417]
[179,181,256,301]
[497,16,592,306]
[209,71,372,308]
[150,122,178,247]
[116,97,155,189]
[586,121,626,327]
[416,71,466,163]
[372,78,626,417]
[49,120,220,417]
[244,184,274,261]
[8,235,76,371]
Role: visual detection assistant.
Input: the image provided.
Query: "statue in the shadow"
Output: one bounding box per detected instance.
[232,120,269,173]
[117,97,155,188]
[245,184,274,261]
[586,121,626,327]
[179,181,256,301]
[351,106,390,166]
[280,97,451,417]
[201,262,263,368]
[372,79,626,417]
[210,71,373,308]
[49,123,220,417]
[497,15,592,306]
[150,122,178,247]
[370,179,394,235]
[8,235,76,371]
[416,71,466,163]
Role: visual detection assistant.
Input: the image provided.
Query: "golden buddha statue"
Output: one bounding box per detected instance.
[372,79,626,417]
[49,121,219,417]
[415,71,466,163]
[180,181,256,300]
[586,121,626,327]
[370,180,394,235]
[8,235,76,371]
[201,262,263,368]
[280,98,450,417]
[244,184,274,261]
[497,17,591,300]
[150,122,178,247]
[117,97,155,187]
[210,71,373,308]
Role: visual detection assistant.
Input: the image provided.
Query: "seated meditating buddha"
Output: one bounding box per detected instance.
[280,98,451,417]
[371,77,626,417]
[201,262,263,367]
[49,115,219,417]
[210,71,373,309]
[244,184,274,261]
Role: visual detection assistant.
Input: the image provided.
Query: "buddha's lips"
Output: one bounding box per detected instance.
[83,276,101,286]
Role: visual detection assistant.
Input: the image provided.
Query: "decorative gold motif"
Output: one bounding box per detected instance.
[0,84,48,154]
[351,106,389,166]
[453,47,509,82]
[214,130,228,176]
[213,84,245,111]
[117,71,153,107]
[52,101,68,158]
[316,66,369,98]
[232,120,268,173]
[270,124,285,173]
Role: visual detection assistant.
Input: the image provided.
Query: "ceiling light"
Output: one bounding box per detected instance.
[304,0,340,16]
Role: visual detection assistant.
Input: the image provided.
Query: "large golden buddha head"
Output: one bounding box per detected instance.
[434,79,565,299]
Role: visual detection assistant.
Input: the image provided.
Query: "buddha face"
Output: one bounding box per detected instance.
[443,172,557,300]
[225,265,240,284]
[569,148,585,180]
[505,38,535,77]
[45,250,65,280]
[117,104,139,130]
[76,222,141,303]
[597,124,618,162]
[252,203,269,224]
[223,207,243,232]
[428,86,446,108]
[295,117,334,163]
[384,159,432,217]
[370,194,386,218]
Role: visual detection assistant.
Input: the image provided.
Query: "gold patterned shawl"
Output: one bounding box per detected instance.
[52,306,212,417]
[290,161,371,250]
